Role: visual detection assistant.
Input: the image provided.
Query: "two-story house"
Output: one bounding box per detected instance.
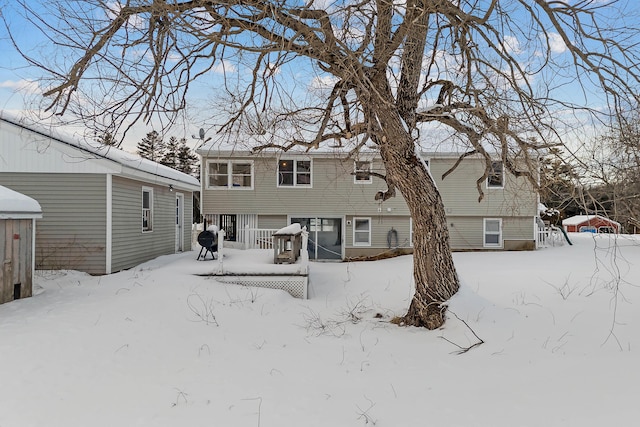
[196,147,539,260]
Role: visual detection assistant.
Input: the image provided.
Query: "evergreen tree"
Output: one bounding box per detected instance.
[136,131,165,162]
[177,138,199,177]
[161,136,180,169]
[539,148,581,220]
[97,132,118,147]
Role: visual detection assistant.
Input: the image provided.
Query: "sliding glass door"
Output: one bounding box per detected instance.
[290,217,343,260]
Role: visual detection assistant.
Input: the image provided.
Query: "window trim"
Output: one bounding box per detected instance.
[353,217,372,247]
[277,158,313,188]
[486,160,504,189]
[353,160,373,184]
[206,160,254,190]
[142,186,154,233]
[483,218,503,248]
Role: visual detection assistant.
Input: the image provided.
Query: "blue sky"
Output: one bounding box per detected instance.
[0,3,42,113]
[1,1,638,154]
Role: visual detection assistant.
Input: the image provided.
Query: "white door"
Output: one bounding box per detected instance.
[175,193,184,252]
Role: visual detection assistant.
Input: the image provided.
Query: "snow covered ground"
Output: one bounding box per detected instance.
[1,233,639,426]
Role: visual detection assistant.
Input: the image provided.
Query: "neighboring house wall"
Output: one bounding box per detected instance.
[1,113,199,275]
[563,217,620,233]
[111,176,185,272]
[199,151,538,256]
[0,173,108,274]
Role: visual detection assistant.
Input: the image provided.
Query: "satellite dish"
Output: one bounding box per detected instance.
[199,128,205,139]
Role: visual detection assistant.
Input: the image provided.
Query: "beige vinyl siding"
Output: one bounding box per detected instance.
[111,177,179,272]
[0,173,108,274]
[258,215,287,230]
[346,215,412,250]
[202,155,536,219]
[202,156,410,217]
[200,153,539,253]
[430,157,537,217]
[448,216,535,250]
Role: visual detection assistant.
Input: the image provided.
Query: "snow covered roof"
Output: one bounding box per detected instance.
[0,111,199,190]
[0,185,43,219]
[196,146,476,159]
[273,223,302,235]
[195,120,498,158]
[562,215,620,227]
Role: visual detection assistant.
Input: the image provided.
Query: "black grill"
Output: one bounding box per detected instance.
[197,230,218,260]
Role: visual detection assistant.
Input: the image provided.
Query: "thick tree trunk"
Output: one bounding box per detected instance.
[374,106,460,329]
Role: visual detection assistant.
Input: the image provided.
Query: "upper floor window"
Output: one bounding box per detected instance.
[278,159,312,187]
[487,161,504,188]
[142,187,153,232]
[354,161,372,184]
[207,160,253,189]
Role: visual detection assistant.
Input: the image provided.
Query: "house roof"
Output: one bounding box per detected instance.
[194,118,509,158]
[0,111,200,191]
[0,185,43,219]
[562,215,620,227]
[196,146,478,159]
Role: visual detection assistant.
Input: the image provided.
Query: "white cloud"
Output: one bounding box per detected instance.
[547,32,567,54]
[309,74,338,91]
[503,35,523,55]
[211,60,236,74]
[0,79,40,94]
[105,1,146,29]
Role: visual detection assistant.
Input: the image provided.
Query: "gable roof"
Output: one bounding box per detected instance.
[0,185,43,219]
[562,215,620,227]
[0,111,199,191]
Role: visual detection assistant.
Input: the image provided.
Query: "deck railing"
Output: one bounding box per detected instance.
[242,227,280,249]
[200,226,310,298]
[536,225,564,248]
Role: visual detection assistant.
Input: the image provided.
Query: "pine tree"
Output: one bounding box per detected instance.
[136,131,165,162]
[161,136,180,169]
[539,147,581,219]
[97,132,118,147]
[177,138,199,177]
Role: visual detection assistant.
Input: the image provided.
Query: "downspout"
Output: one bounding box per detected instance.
[106,173,113,274]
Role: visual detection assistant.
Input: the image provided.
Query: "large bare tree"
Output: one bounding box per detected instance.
[5,0,640,328]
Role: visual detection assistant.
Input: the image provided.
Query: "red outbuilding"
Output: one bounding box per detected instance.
[562,215,621,234]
